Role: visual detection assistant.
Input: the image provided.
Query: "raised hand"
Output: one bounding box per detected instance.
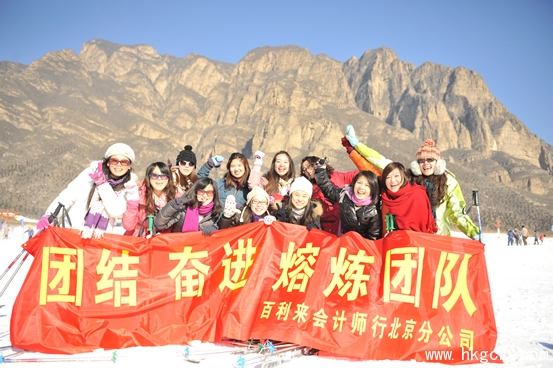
[207,155,225,168]
[345,124,359,147]
[89,161,107,186]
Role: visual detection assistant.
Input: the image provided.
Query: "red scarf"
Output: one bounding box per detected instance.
[381,182,437,233]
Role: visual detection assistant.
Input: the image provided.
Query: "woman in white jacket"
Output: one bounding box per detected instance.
[37,143,137,238]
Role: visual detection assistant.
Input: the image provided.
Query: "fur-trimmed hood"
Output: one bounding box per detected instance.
[270,198,324,218]
[410,158,447,176]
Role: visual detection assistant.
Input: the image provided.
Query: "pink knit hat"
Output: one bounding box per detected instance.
[416,139,440,160]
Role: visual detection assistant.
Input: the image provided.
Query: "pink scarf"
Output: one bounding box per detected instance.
[344,187,372,206]
[181,202,214,233]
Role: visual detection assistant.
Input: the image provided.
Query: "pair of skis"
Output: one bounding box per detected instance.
[183,339,314,367]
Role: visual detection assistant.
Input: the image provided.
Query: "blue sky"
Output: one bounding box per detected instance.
[1,0,552,145]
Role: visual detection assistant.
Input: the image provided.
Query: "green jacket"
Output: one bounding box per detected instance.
[354,142,479,238]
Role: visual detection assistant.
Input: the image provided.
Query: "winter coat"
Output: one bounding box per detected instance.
[121,181,176,237]
[354,143,479,238]
[311,170,359,235]
[269,199,323,230]
[314,168,381,240]
[197,163,250,209]
[45,161,134,233]
[154,197,220,233]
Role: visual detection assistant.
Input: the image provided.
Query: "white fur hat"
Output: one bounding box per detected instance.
[105,143,135,163]
[289,176,313,198]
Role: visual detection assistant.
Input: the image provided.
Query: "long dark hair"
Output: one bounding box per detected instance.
[381,162,410,191]
[351,171,380,204]
[224,152,251,190]
[144,162,176,215]
[185,177,222,218]
[413,174,448,208]
[265,151,296,194]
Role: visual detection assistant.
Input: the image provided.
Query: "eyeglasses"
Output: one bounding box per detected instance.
[197,189,215,197]
[149,174,169,180]
[251,200,268,206]
[179,161,194,167]
[417,158,436,164]
[109,158,131,166]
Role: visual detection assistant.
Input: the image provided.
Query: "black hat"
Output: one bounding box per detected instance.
[176,145,197,166]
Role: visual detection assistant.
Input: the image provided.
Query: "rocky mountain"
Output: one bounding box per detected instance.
[1,39,552,232]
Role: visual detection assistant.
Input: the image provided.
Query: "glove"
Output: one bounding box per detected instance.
[307,223,317,231]
[223,195,241,218]
[36,215,54,231]
[207,155,225,168]
[263,215,276,225]
[314,158,327,170]
[253,150,265,166]
[274,203,287,222]
[89,161,107,186]
[175,194,189,207]
[125,181,140,207]
[201,225,218,236]
[341,136,354,154]
[345,124,359,147]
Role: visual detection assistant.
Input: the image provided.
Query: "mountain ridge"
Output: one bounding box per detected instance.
[0,39,551,232]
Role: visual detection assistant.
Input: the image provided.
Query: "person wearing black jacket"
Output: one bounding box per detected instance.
[314,159,382,240]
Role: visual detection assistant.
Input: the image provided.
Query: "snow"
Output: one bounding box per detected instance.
[1,229,552,367]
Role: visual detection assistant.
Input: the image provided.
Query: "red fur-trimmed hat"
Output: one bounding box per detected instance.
[416,139,440,160]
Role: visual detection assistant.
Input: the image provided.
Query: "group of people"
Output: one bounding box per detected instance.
[507,226,545,246]
[36,125,480,242]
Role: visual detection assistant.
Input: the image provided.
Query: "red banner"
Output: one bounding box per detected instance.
[10,223,499,363]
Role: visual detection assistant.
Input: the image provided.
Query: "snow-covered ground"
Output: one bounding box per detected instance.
[1,229,552,367]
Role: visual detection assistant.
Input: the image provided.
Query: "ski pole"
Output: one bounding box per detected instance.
[0,252,29,298]
[472,190,483,242]
[146,215,155,238]
[0,249,26,282]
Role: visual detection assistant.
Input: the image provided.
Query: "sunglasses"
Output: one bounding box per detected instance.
[109,158,131,166]
[197,189,215,197]
[149,174,169,180]
[417,158,436,164]
[179,161,194,167]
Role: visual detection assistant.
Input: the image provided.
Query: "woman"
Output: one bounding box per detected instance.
[270,176,322,230]
[37,143,137,238]
[172,145,199,195]
[197,152,251,209]
[314,159,381,240]
[219,187,275,229]
[249,150,296,201]
[301,156,358,235]
[345,125,478,238]
[122,162,177,237]
[380,162,436,234]
[154,177,222,235]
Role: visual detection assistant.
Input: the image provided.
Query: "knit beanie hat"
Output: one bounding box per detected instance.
[247,186,271,206]
[176,145,197,166]
[416,139,440,160]
[289,176,313,198]
[105,143,135,163]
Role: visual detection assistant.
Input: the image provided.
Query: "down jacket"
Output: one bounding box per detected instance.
[314,168,381,240]
[154,197,220,233]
